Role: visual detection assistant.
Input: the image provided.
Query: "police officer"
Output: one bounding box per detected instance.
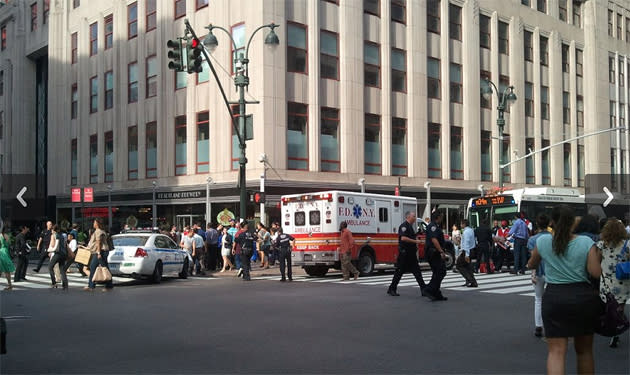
[14,226,30,282]
[274,227,295,282]
[234,221,256,281]
[424,211,448,301]
[387,211,426,296]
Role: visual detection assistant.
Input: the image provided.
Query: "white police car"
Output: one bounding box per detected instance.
[107,232,192,283]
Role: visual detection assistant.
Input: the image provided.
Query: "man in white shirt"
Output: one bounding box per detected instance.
[457,220,478,287]
[181,228,205,276]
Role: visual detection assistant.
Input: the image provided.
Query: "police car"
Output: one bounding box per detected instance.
[107,231,192,283]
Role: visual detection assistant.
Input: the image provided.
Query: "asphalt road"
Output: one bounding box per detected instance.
[1,274,628,374]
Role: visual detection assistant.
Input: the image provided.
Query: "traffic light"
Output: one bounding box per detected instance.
[166,39,184,72]
[253,192,266,204]
[187,37,203,74]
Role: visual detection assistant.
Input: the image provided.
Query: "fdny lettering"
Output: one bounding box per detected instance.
[338,207,375,217]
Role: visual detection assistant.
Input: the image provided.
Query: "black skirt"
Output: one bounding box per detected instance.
[542,282,600,338]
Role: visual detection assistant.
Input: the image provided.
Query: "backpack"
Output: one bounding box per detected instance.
[57,235,68,258]
[106,233,115,251]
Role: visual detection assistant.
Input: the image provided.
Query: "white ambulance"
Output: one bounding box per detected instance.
[281,191,435,277]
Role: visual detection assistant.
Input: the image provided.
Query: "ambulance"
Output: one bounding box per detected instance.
[281,191,454,277]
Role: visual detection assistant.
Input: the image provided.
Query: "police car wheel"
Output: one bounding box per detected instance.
[151,261,163,284]
[179,258,189,279]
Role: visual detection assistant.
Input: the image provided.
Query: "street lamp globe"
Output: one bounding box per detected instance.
[203,30,219,53]
[506,87,517,102]
[264,28,280,51]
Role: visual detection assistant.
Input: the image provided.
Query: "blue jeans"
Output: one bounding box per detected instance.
[234,252,242,269]
[88,251,113,289]
[513,238,528,273]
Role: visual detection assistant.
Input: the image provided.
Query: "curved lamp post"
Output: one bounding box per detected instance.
[480,78,517,188]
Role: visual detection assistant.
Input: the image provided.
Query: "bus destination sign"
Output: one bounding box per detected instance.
[473,195,512,207]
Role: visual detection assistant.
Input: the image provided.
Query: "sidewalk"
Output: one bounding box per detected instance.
[203,262,309,279]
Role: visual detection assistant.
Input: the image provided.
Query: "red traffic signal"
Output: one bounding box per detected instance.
[253,192,266,204]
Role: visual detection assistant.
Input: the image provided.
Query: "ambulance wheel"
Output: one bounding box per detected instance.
[304,266,328,277]
[358,251,375,276]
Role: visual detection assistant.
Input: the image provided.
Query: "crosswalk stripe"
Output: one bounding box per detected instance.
[520,292,536,297]
[448,279,531,291]
[483,285,536,294]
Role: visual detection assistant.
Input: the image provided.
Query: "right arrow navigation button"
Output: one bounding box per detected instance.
[603,187,614,207]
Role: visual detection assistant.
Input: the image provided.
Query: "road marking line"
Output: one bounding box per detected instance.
[483,285,536,294]
[449,279,532,291]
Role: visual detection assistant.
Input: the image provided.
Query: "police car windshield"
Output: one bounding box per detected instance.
[113,236,150,247]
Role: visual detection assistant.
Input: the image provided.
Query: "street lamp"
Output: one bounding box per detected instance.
[258,153,269,225]
[206,177,214,226]
[481,78,517,188]
[107,184,112,231]
[203,22,279,222]
[358,178,366,194]
[152,181,157,229]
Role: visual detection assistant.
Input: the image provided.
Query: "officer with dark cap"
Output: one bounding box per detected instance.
[387,211,426,296]
[424,211,448,301]
[234,221,256,281]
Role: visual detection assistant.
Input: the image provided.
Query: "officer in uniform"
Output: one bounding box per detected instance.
[234,221,256,281]
[387,211,426,296]
[14,226,30,282]
[424,211,448,301]
[274,227,295,282]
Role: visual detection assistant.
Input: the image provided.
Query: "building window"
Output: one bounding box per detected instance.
[128,2,138,39]
[146,122,157,178]
[231,23,246,74]
[0,71,3,96]
[364,42,380,87]
[480,71,492,108]
[537,0,546,14]
[321,30,339,80]
[175,0,186,19]
[542,140,550,185]
[577,144,584,186]
[499,75,511,113]
[230,105,240,170]
[502,136,510,183]
[73,0,80,8]
[146,56,157,98]
[428,123,441,178]
[364,0,379,17]
[392,117,407,176]
[104,71,113,110]
[174,116,187,175]
[104,131,114,183]
[287,102,308,170]
[391,0,405,24]
[627,18,630,42]
[608,10,614,37]
[610,101,616,128]
[391,48,406,92]
[128,62,138,103]
[525,81,534,118]
[89,22,98,56]
[561,43,569,72]
[43,0,49,24]
[540,36,548,66]
[31,2,37,31]
[321,107,340,172]
[89,134,98,183]
[197,59,209,83]
[573,2,581,27]
[617,14,623,40]
[541,86,549,120]
[105,15,113,50]
[176,71,187,90]
[71,84,78,119]
[521,0,531,6]
[128,126,138,180]
[71,32,77,63]
[620,60,625,86]
[558,0,567,22]
[0,112,2,140]
[576,49,583,76]
[427,0,440,34]
[450,63,462,103]
[71,139,78,185]
[563,91,570,124]
[89,76,98,113]
[287,23,307,74]
[577,95,584,127]
[364,114,381,175]
[524,30,533,62]
[563,144,571,186]
[197,0,208,10]
[146,0,157,31]
[427,57,440,99]
[450,126,463,180]
[1,27,5,50]
[609,56,616,84]
[449,4,461,40]
[196,112,210,173]
[498,21,509,55]
[480,15,491,49]
[526,138,535,184]
[481,131,492,181]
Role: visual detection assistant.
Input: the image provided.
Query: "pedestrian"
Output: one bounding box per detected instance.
[274,226,295,282]
[195,222,207,242]
[527,205,602,375]
[170,225,181,245]
[597,218,630,348]
[66,232,83,276]
[509,212,530,275]
[205,223,219,272]
[82,219,114,291]
[219,227,235,272]
[269,222,280,266]
[387,211,427,297]
[32,220,53,273]
[451,224,462,251]
[257,223,271,269]
[228,219,241,272]
[574,214,600,242]
[69,223,79,242]
[423,211,448,301]
[337,221,359,281]
[474,219,494,274]
[527,214,552,338]
[457,220,477,287]
[47,225,69,290]
[234,221,256,281]
[182,229,205,276]
[494,220,511,272]
[13,226,30,282]
[0,228,15,291]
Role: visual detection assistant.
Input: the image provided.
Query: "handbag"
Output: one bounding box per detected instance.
[595,293,630,337]
[92,266,112,283]
[615,240,630,280]
[75,248,91,265]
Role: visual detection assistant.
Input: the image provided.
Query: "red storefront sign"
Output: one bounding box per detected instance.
[84,187,94,203]
[71,188,82,203]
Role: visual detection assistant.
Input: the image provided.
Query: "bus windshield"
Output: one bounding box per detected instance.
[468,205,518,228]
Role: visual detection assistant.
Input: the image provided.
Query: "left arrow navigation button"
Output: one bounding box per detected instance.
[16,186,27,208]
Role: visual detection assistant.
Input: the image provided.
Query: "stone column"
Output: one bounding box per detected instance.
[381,0,392,176]
[440,0,451,180]
[549,31,563,186]
[308,0,320,172]
[569,41,579,186]
[462,0,481,181]
[533,28,542,185]
[490,12,499,184]
[407,0,427,178]
[509,17,526,185]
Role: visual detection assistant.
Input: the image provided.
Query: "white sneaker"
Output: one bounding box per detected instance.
[237,268,243,277]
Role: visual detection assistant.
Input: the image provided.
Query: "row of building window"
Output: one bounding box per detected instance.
[608,8,630,42]
[521,0,582,27]
[29,0,49,32]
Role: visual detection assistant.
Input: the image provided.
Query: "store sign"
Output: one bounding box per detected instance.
[156,190,204,200]
[71,188,82,203]
[84,187,94,203]
[217,209,235,226]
